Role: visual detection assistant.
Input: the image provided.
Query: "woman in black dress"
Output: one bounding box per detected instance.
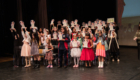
[108,31,120,62]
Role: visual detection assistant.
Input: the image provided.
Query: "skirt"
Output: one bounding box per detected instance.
[80,48,95,61]
[45,51,53,60]
[96,42,106,57]
[21,43,31,57]
[71,48,81,57]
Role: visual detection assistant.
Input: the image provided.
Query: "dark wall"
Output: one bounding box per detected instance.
[47,0,116,26]
[0,0,17,55]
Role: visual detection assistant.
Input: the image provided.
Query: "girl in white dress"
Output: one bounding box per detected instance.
[70,35,81,68]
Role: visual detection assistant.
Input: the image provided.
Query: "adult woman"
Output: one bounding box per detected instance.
[134,23,140,59]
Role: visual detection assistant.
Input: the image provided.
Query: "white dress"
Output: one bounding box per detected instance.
[21,31,31,57]
[70,40,81,57]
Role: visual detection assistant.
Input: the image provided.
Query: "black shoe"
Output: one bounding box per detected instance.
[36,64,40,68]
[33,64,37,69]
[64,66,67,68]
[58,65,62,68]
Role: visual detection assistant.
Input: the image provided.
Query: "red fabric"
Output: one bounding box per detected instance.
[80,40,95,61]
[94,36,96,42]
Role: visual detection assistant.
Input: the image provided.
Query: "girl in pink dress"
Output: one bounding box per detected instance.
[80,33,95,67]
[21,28,31,67]
[96,31,106,68]
[70,35,81,68]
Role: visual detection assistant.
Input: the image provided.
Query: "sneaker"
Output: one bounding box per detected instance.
[76,65,79,68]
[46,65,50,68]
[50,65,53,68]
[73,65,76,68]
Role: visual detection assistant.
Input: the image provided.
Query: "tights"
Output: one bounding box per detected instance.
[74,57,80,65]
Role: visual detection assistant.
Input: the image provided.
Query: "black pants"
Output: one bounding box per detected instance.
[14,46,20,66]
[111,52,119,60]
[137,43,140,60]
[58,49,67,66]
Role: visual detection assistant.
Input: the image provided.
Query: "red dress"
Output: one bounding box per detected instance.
[80,40,95,61]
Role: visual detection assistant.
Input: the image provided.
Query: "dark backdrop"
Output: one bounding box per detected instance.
[0,0,116,56]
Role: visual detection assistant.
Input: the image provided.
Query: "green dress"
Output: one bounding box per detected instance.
[77,37,83,50]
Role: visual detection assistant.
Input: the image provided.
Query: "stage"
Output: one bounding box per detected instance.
[0,47,140,80]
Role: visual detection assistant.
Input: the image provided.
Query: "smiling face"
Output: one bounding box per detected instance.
[53,27,57,31]
[78,33,81,38]
[73,35,77,39]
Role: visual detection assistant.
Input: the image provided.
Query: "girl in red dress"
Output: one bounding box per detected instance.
[80,32,95,67]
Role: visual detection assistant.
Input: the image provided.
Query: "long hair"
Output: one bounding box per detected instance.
[98,31,105,42]
[62,27,68,36]
[85,32,91,39]
[31,33,37,44]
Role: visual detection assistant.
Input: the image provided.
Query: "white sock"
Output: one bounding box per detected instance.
[102,61,104,67]
[101,61,104,67]
[98,62,101,67]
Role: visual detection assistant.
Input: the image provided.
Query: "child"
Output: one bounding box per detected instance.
[57,21,62,31]
[80,33,95,67]
[21,28,31,67]
[70,35,81,68]
[31,33,40,68]
[88,21,91,28]
[71,21,75,30]
[45,38,54,68]
[50,19,54,31]
[58,27,70,68]
[77,33,83,50]
[81,28,86,39]
[91,22,95,34]
[108,31,119,62]
[96,30,106,68]
[88,28,93,38]
[51,27,58,45]
[10,28,20,67]
[71,28,77,40]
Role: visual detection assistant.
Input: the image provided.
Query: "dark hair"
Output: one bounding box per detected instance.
[62,27,67,35]
[98,31,105,41]
[85,32,91,39]
[72,27,76,33]
[31,33,37,44]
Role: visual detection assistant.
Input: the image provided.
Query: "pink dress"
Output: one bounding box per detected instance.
[80,40,95,61]
[21,39,31,57]
[96,41,106,57]
[70,40,81,57]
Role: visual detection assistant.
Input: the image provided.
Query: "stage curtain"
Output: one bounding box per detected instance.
[38,0,48,29]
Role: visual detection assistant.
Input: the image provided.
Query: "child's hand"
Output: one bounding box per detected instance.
[61,39,65,41]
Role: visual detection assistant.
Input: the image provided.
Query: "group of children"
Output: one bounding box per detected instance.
[10,19,120,69]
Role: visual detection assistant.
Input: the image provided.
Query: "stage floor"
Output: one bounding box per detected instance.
[0,47,140,80]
